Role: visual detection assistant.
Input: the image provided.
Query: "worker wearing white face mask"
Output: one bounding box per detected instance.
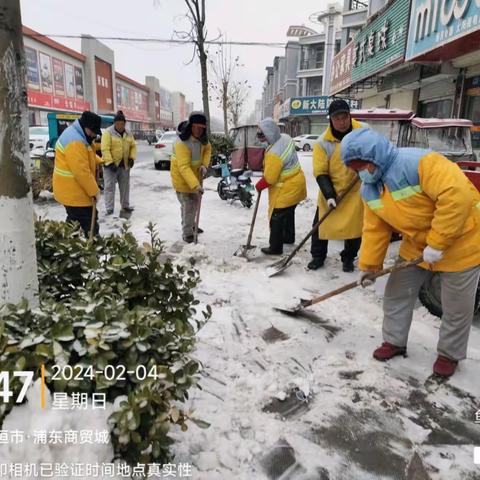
[342,128,480,378]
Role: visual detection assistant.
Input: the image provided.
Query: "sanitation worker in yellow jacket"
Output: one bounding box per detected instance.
[101,110,137,217]
[342,128,480,378]
[53,111,102,236]
[255,118,307,255]
[308,99,365,273]
[170,112,211,243]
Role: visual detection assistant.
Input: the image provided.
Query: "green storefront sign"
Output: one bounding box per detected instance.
[351,0,411,83]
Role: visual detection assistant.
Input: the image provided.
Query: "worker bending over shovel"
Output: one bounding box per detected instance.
[341,128,480,378]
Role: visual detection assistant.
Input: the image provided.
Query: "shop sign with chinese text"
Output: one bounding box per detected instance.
[406,0,480,60]
[330,42,355,95]
[351,0,411,83]
[289,96,359,116]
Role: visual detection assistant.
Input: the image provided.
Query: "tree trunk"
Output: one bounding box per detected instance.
[197,41,210,133]
[0,0,39,307]
[222,82,228,136]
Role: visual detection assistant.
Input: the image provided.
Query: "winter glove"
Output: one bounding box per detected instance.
[316,175,336,202]
[327,198,337,209]
[93,192,101,204]
[255,177,269,192]
[104,163,118,172]
[199,165,208,178]
[423,245,443,264]
[128,158,134,168]
[194,185,204,195]
[359,271,376,288]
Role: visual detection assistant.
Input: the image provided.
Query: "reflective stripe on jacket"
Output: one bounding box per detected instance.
[264,133,307,218]
[170,137,211,193]
[340,128,480,272]
[52,120,99,207]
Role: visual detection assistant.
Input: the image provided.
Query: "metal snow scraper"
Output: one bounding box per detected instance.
[267,176,359,277]
[234,190,262,259]
[275,256,423,318]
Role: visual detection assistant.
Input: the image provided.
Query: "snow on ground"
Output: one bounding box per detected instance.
[32,143,480,479]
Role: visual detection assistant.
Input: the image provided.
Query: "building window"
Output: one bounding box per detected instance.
[306,77,323,96]
[349,0,368,10]
[335,39,341,56]
[419,99,453,119]
[300,45,324,70]
[314,47,325,68]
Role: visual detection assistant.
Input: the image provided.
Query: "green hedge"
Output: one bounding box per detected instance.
[0,221,211,466]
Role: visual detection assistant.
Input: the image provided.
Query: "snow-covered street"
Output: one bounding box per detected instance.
[34,143,480,480]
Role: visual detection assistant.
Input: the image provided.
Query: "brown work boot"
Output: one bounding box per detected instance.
[373,342,407,361]
[433,355,458,378]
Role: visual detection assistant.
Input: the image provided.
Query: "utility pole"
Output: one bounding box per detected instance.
[0,0,39,307]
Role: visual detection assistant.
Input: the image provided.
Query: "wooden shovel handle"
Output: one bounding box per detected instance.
[194,177,204,244]
[303,256,423,308]
[245,190,261,249]
[88,200,97,242]
[280,175,360,267]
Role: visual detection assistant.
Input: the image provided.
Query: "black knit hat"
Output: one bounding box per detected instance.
[114,110,126,123]
[79,111,102,135]
[189,111,207,126]
[328,99,350,117]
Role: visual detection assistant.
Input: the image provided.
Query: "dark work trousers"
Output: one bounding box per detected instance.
[269,205,297,254]
[65,206,99,237]
[310,207,361,261]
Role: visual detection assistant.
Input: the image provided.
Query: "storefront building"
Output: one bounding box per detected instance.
[23,26,91,126]
[331,0,414,110]
[115,73,152,134]
[405,0,480,153]
[23,27,188,132]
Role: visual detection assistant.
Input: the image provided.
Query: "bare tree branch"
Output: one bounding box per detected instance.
[177,0,210,128]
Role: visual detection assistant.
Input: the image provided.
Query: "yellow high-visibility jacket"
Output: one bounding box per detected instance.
[340,127,480,272]
[101,125,137,169]
[263,134,307,219]
[313,119,365,239]
[52,120,99,207]
[170,137,211,193]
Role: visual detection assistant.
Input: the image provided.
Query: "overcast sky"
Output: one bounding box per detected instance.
[20,0,332,121]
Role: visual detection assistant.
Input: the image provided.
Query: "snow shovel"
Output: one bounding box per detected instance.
[275,256,423,317]
[193,180,203,245]
[88,200,97,242]
[267,176,359,277]
[234,190,261,259]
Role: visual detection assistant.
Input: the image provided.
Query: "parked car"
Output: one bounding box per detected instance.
[294,134,320,151]
[29,126,50,150]
[154,131,178,170]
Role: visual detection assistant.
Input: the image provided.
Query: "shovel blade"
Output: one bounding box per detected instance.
[267,258,291,277]
[233,244,256,258]
[273,305,303,317]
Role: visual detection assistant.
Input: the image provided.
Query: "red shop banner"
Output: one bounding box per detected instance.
[28,90,90,113]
